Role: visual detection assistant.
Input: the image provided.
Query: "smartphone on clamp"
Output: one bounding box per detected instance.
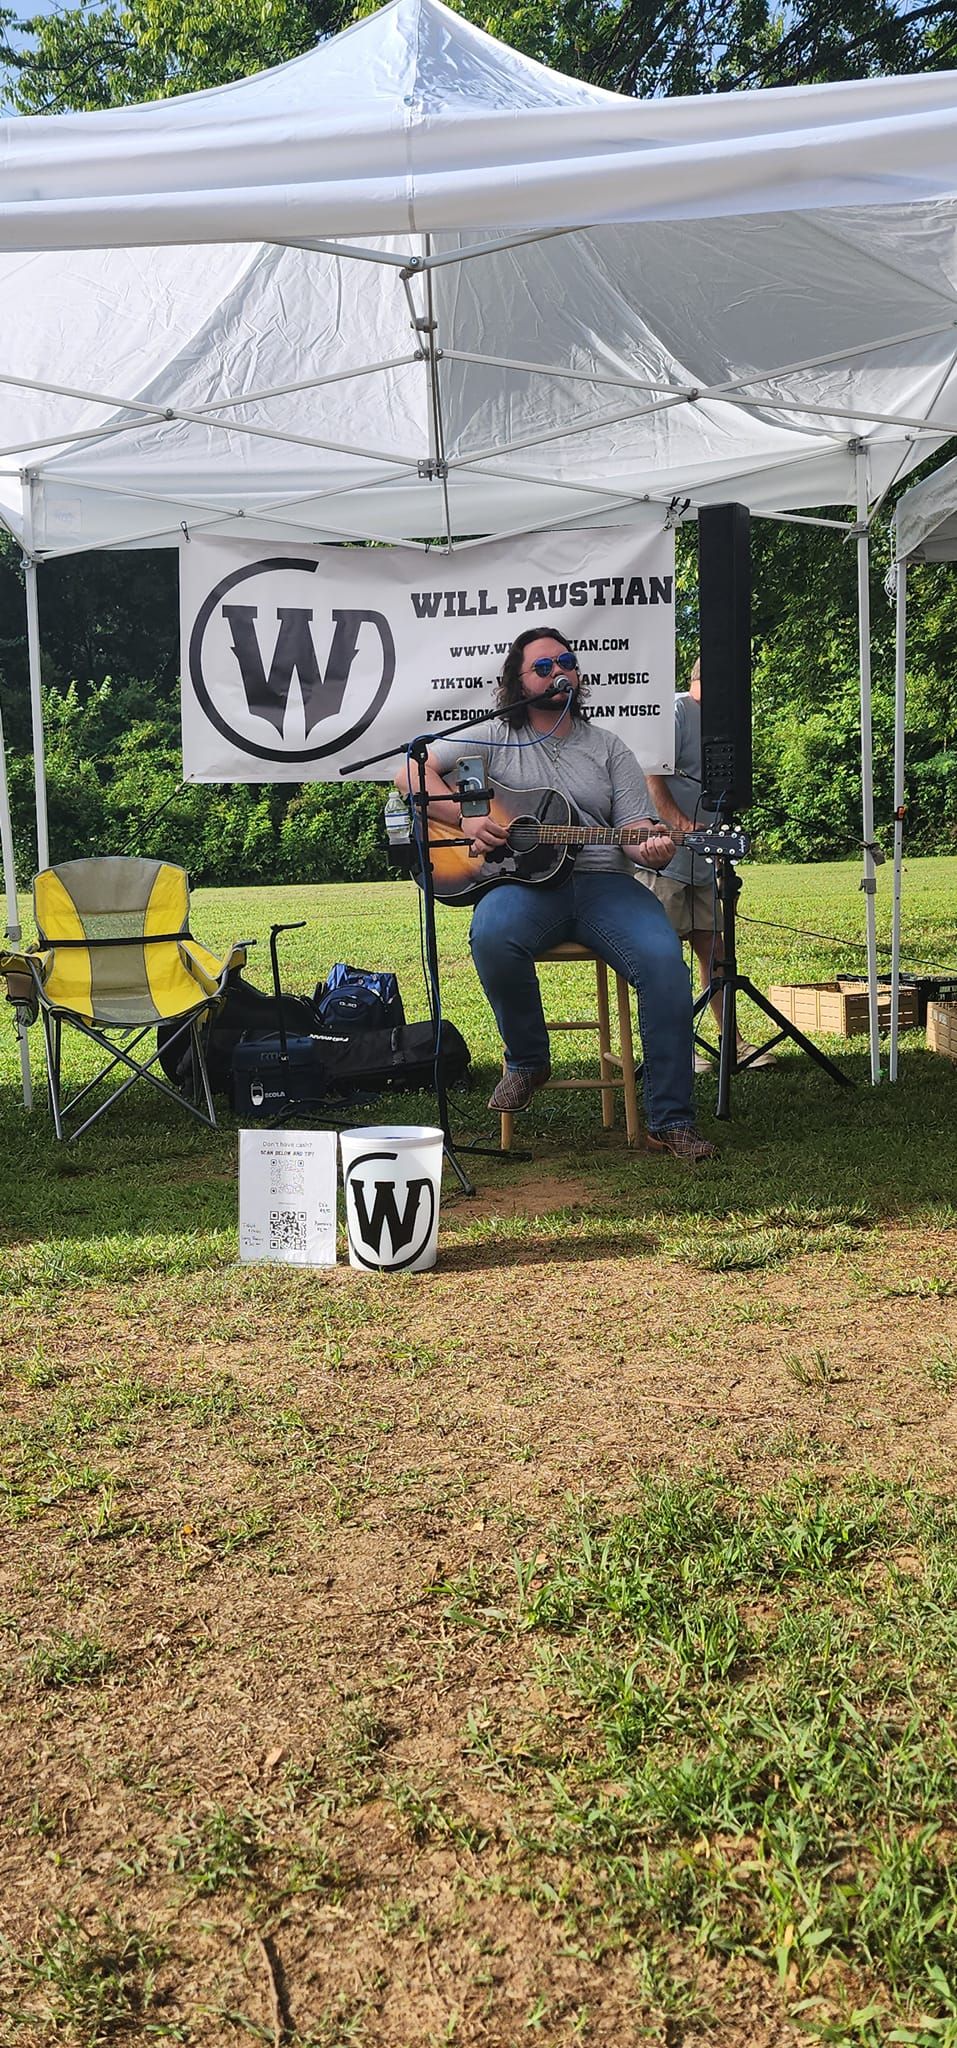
[456,757,491,818]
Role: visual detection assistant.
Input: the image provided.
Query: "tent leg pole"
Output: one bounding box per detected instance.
[855,447,881,1086]
[0,684,32,1109]
[890,561,906,1083]
[23,554,49,874]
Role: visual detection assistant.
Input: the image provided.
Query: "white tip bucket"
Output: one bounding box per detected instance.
[339,1125,444,1272]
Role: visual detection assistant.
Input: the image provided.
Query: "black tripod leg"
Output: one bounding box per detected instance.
[716,973,736,1119]
[690,840,853,1119]
[734,978,853,1087]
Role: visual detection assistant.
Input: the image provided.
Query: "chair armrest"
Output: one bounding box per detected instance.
[0,949,45,1023]
[177,938,248,998]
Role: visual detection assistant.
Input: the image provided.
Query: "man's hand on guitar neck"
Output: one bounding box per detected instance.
[624,822,679,872]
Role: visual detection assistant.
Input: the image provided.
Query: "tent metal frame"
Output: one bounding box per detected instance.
[4,230,952,1106]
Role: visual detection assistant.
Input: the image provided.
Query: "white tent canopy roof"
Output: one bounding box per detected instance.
[893,453,957,561]
[3,0,957,555]
[7,0,957,247]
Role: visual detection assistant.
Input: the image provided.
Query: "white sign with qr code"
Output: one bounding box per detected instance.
[239,1129,337,1266]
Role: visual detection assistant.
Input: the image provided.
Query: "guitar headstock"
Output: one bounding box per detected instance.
[684,827,751,860]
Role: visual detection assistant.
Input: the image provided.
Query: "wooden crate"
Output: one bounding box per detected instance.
[927,1002,957,1061]
[769,980,919,1037]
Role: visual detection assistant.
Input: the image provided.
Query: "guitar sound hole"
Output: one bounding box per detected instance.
[506,816,542,855]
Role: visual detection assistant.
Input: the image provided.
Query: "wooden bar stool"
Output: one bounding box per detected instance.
[498,943,640,1152]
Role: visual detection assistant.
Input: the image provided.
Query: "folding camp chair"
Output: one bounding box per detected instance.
[3,856,246,1140]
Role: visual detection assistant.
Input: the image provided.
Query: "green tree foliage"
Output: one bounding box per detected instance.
[2,664,388,883]
[6,0,957,110]
[1,0,349,111]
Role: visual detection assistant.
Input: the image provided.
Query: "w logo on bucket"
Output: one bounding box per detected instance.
[341,1129,443,1272]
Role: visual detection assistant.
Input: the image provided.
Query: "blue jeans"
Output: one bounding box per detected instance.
[469,870,695,1133]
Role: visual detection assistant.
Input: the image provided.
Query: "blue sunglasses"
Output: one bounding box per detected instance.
[530,651,579,677]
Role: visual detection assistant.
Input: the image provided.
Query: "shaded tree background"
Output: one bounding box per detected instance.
[1,0,956,879]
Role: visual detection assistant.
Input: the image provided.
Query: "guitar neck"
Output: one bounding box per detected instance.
[536,822,668,849]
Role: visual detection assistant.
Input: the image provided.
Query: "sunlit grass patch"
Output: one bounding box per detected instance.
[463,1476,957,2039]
[27,1631,116,1688]
[1,1911,166,2044]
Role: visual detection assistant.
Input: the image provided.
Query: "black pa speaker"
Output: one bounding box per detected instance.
[697,502,752,813]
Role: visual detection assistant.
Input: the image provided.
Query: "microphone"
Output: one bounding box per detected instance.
[520,678,577,706]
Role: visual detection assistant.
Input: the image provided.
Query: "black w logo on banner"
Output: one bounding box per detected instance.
[222,604,388,739]
[189,556,396,766]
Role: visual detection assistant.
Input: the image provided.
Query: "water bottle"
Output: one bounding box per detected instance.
[384,788,412,848]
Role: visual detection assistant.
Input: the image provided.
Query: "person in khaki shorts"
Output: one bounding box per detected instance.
[638,656,776,1072]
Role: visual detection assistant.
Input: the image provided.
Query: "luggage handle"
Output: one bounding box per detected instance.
[269,922,307,1060]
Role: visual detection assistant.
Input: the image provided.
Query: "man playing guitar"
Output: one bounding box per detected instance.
[395,627,716,1162]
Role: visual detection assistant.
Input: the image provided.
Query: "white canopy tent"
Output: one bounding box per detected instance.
[5,0,957,1090]
[889,454,957,1078]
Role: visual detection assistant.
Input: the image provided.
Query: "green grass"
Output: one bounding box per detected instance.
[449,1475,957,2043]
[2,863,957,2046]
[1,861,955,1262]
[2,1912,168,2042]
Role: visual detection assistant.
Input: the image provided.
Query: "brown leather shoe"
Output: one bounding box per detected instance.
[487,1066,551,1113]
[646,1124,718,1163]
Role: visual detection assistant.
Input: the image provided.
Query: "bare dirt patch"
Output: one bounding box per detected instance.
[2,1172,955,2046]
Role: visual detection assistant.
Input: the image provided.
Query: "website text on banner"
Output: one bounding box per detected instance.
[179,525,676,784]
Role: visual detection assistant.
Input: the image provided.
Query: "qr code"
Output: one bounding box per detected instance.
[269,1208,307,1254]
[271,1160,305,1199]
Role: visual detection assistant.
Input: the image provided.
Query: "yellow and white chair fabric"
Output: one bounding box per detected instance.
[1,856,245,1140]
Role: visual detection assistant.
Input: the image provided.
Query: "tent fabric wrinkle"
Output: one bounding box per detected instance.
[4,198,957,552]
[893,450,957,560]
[4,0,957,245]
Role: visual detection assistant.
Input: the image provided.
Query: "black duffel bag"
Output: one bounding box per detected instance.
[307,1020,471,1098]
[230,1020,471,1118]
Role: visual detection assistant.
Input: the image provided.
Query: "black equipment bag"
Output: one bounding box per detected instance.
[157,970,318,1096]
[231,1033,327,1117]
[309,1020,470,1097]
[230,1020,471,1120]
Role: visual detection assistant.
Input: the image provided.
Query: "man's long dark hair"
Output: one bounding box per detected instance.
[495,626,590,730]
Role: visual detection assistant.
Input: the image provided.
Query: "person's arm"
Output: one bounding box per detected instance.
[394,750,506,855]
[604,735,679,870]
[645,774,694,841]
[620,819,679,871]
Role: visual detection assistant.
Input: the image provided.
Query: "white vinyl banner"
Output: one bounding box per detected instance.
[180,525,675,783]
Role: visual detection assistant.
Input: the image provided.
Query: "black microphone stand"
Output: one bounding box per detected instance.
[694,815,853,1119]
[343,698,550,1192]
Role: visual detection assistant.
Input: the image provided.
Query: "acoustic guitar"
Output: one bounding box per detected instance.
[416,781,750,906]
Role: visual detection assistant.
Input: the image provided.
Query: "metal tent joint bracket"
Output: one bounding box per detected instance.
[399,258,424,278]
[412,315,437,334]
[417,458,448,481]
[848,520,870,539]
[665,494,691,529]
[862,838,886,865]
[860,876,879,895]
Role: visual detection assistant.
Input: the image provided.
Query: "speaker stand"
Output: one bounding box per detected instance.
[694,853,853,1120]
